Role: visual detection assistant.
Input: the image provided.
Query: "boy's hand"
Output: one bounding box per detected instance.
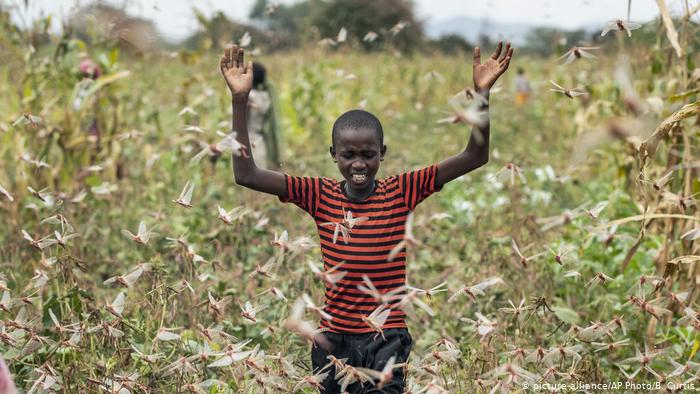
[472,41,513,93]
[220,45,253,99]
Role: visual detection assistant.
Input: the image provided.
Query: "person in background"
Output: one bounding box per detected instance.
[74,57,102,156]
[247,62,281,170]
[79,58,102,80]
[514,67,531,107]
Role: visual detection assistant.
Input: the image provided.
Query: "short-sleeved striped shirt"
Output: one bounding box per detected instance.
[278,164,443,333]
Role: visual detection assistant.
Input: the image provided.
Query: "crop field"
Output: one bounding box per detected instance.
[0,3,700,393]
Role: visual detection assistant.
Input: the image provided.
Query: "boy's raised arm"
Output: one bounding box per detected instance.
[220,45,287,197]
[436,41,513,187]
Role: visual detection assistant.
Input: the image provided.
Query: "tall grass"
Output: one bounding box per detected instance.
[0,11,699,393]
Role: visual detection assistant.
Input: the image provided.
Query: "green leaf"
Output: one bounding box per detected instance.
[668,88,699,102]
[83,70,131,99]
[74,39,87,51]
[109,47,120,66]
[552,306,579,325]
[66,287,90,315]
[687,53,695,71]
[42,295,60,327]
[22,81,35,101]
[85,175,102,187]
[690,340,699,360]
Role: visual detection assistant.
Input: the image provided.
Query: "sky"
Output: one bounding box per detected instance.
[5,0,690,42]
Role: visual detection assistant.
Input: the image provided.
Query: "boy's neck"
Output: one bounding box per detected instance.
[344,180,375,201]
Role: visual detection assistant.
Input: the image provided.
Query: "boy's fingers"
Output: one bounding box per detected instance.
[499,47,514,65]
[220,56,227,74]
[225,47,233,64]
[491,41,503,59]
[501,42,511,61]
[230,45,238,68]
[500,56,512,71]
[246,60,253,74]
[237,48,244,69]
[473,47,481,66]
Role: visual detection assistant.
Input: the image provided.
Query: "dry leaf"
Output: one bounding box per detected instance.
[656,0,682,58]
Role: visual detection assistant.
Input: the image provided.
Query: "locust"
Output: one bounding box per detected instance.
[549,80,587,99]
[558,45,599,64]
[122,221,157,245]
[173,180,195,208]
[601,19,642,37]
[362,304,392,340]
[307,260,347,289]
[449,276,504,303]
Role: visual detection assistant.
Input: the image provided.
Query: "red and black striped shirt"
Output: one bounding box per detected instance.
[279,164,442,333]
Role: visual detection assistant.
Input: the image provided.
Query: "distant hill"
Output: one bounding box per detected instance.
[425,15,600,45]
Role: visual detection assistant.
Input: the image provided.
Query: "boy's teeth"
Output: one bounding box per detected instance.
[352,174,366,182]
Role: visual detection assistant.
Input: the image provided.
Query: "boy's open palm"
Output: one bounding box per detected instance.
[220,45,253,97]
[473,41,513,92]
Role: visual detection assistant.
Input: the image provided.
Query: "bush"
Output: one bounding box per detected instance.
[311,0,424,53]
[431,34,473,55]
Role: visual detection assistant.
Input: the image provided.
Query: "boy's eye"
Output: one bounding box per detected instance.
[342,153,353,159]
[363,152,376,158]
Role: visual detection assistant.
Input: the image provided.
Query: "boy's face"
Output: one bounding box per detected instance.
[330,127,386,192]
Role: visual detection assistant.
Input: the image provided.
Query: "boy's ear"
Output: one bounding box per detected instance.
[380,145,386,161]
[330,146,336,162]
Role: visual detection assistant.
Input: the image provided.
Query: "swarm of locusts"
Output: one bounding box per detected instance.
[0,2,700,393]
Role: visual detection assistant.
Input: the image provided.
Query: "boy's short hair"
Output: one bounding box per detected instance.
[252,62,266,88]
[331,109,384,147]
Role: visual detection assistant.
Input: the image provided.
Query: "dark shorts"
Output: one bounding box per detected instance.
[311,328,413,394]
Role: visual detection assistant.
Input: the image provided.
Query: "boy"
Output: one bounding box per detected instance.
[220,42,513,393]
